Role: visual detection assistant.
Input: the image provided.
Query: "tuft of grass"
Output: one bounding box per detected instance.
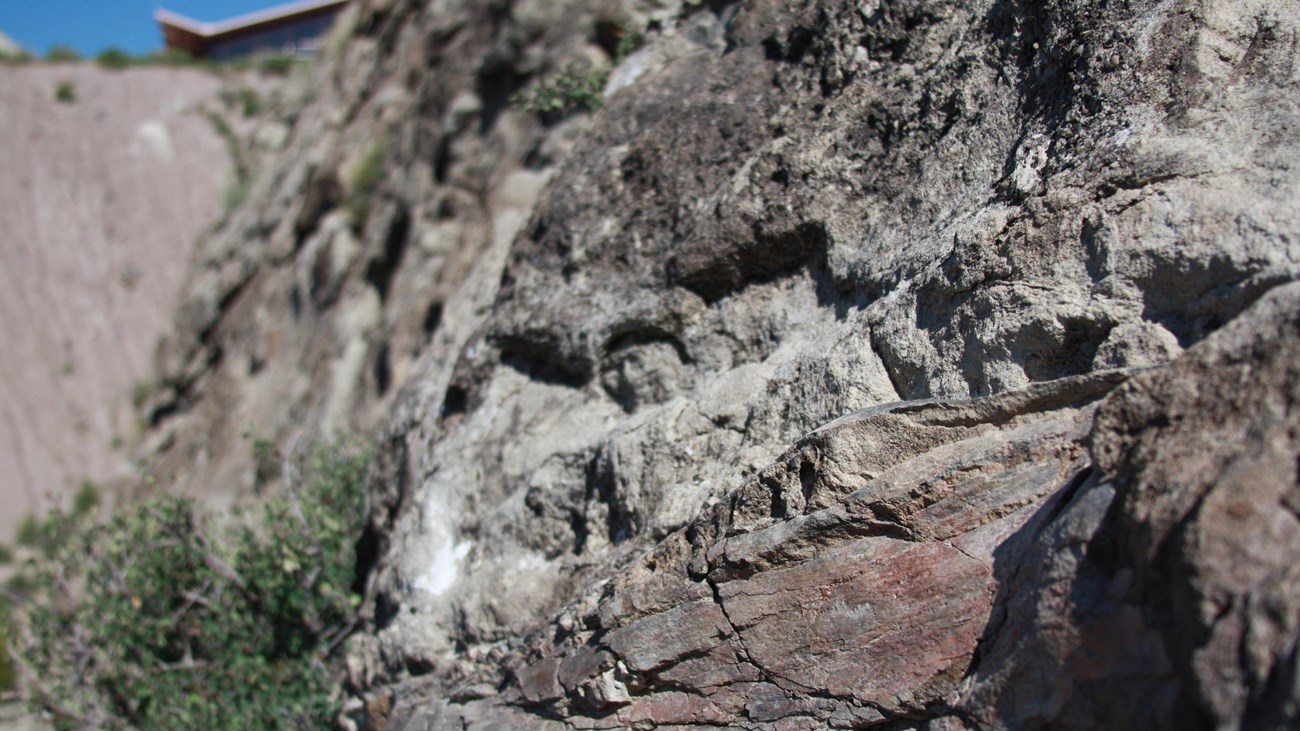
[345,142,386,226]
[220,87,264,118]
[54,81,76,104]
[223,177,252,212]
[206,110,255,213]
[9,440,373,730]
[131,381,152,411]
[237,88,263,117]
[255,54,298,77]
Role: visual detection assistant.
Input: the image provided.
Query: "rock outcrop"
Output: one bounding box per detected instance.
[376,282,1300,729]
[131,0,1300,727]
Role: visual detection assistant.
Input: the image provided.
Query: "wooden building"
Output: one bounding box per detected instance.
[156,0,348,61]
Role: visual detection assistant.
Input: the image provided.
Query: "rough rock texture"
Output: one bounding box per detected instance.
[130,0,1300,727]
[376,282,1300,730]
[0,63,256,537]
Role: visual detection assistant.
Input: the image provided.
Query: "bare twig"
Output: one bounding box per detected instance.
[322,616,357,656]
[0,586,28,606]
[193,531,248,592]
[169,580,215,622]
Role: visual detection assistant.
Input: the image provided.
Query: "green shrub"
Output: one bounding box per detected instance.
[54,81,75,104]
[0,626,13,686]
[0,50,33,65]
[0,606,14,694]
[10,440,373,730]
[45,46,80,63]
[145,49,202,68]
[238,88,263,117]
[14,515,41,550]
[73,481,101,516]
[95,48,133,70]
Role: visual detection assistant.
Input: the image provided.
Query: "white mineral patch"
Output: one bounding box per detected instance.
[134,120,175,162]
[416,534,473,597]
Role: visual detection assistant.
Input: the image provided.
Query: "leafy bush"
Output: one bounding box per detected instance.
[145,49,205,68]
[96,48,133,70]
[8,440,373,730]
[45,46,80,63]
[0,50,33,65]
[0,555,12,694]
[54,81,75,104]
[72,481,101,516]
[0,605,13,694]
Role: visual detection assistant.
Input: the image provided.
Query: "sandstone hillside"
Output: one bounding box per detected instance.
[0,62,238,538]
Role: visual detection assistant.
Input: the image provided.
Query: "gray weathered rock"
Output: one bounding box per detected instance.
[125,0,1300,727]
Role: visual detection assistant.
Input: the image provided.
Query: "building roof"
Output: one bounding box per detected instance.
[156,0,347,55]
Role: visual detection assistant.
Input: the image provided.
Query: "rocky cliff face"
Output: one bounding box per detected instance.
[138,0,1300,728]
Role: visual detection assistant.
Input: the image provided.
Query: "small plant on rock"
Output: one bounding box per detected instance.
[54,81,75,104]
[512,28,642,116]
[345,142,386,226]
[221,87,264,118]
[255,54,298,77]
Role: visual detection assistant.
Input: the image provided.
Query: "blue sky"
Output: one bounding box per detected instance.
[1,1,290,57]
